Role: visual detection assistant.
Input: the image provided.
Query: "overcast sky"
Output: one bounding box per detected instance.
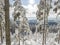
[10,0,40,20]
[10,0,60,20]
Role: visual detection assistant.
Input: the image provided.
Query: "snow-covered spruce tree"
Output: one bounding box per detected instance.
[53,0,60,44]
[36,0,52,45]
[4,0,11,45]
[13,0,22,45]
[13,0,21,21]
[13,0,31,45]
[19,16,31,45]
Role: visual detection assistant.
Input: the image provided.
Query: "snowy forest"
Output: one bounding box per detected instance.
[0,0,60,45]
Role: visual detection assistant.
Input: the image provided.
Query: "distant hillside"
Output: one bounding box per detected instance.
[28,19,57,25]
[28,19,37,25]
[48,20,57,25]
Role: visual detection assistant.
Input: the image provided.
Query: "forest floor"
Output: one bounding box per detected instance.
[1,32,60,45]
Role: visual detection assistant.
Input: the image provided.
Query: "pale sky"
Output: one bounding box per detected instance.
[21,0,39,20]
[10,0,39,20]
[10,0,60,20]
[25,0,38,18]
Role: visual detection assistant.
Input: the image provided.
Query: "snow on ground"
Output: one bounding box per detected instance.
[0,32,60,45]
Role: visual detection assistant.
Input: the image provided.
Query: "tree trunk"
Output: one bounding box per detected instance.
[42,0,46,45]
[0,23,3,43]
[42,10,46,45]
[4,0,11,45]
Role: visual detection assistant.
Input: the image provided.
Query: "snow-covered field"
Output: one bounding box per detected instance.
[0,32,60,45]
